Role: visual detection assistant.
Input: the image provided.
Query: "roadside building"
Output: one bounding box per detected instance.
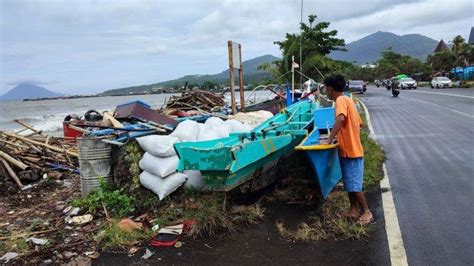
[468,27,474,45]
[433,39,449,53]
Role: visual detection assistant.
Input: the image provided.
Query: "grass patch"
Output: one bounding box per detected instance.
[0,238,30,255]
[151,190,265,237]
[94,219,153,250]
[276,191,374,241]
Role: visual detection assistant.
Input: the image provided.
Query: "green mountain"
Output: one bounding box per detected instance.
[330,31,439,64]
[101,54,280,96]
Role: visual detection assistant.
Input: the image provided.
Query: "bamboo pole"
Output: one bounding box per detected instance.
[0,158,23,188]
[14,119,43,135]
[0,150,28,170]
[0,131,78,157]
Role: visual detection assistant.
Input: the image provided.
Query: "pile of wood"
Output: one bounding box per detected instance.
[0,120,78,189]
[163,90,225,112]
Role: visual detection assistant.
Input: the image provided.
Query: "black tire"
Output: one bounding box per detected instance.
[431,84,434,89]
[436,85,439,89]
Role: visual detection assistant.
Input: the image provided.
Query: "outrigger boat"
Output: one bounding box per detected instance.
[295,107,342,199]
[175,99,318,191]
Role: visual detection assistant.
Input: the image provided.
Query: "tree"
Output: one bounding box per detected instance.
[273,14,346,82]
[427,51,455,72]
[201,80,217,90]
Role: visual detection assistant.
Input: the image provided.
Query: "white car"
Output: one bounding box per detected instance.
[431,77,452,89]
[398,77,417,90]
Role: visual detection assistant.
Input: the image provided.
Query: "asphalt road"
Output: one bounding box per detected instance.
[360,86,474,265]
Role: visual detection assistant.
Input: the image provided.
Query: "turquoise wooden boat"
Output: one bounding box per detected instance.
[295,107,342,199]
[175,100,318,191]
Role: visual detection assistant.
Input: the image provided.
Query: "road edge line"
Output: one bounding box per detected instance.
[357,97,408,266]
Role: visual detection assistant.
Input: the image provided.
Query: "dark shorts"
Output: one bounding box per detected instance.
[340,157,364,192]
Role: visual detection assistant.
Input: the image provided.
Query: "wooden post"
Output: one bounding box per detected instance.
[238,44,245,112]
[291,55,295,102]
[227,41,237,114]
[1,158,24,188]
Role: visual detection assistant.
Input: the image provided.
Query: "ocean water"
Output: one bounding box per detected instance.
[0,91,274,135]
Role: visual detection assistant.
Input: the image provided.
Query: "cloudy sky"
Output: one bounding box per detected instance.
[0,0,473,94]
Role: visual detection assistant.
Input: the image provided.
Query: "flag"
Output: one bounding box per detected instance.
[292,61,299,69]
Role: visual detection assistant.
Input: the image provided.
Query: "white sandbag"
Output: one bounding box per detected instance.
[204,117,224,128]
[140,171,187,200]
[183,170,206,190]
[139,153,178,178]
[211,124,230,138]
[197,128,221,141]
[170,120,200,142]
[230,111,274,129]
[225,119,250,133]
[136,135,179,157]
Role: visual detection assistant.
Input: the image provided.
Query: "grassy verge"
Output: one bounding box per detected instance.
[274,97,384,241]
[73,181,265,250]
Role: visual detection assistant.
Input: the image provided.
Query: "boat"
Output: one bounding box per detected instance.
[175,99,318,192]
[295,107,342,199]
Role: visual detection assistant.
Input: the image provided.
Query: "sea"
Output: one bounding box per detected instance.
[0,91,274,136]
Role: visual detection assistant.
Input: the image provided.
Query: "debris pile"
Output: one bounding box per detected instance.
[163,90,226,113]
[0,121,78,190]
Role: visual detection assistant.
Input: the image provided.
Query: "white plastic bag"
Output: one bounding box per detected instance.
[204,117,224,128]
[183,170,206,190]
[139,153,178,178]
[139,171,187,200]
[225,119,250,133]
[170,120,200,142]
[212,124,231,138]
[136,135,179,157]
[197,129,220,141]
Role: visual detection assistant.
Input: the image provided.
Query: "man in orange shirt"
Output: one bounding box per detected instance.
[320,74,373,224]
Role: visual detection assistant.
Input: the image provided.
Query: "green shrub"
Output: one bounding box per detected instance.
[72,178,135,218]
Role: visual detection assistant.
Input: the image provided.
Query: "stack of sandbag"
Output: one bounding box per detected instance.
[136,118,251,199]
[229,110,273,129]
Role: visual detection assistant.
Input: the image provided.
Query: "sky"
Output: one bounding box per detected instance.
[0,0,473,95]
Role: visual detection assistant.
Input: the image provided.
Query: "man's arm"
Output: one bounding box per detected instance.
[320,114,345,144]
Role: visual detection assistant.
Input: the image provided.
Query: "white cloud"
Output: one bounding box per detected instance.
[1,0,473,94]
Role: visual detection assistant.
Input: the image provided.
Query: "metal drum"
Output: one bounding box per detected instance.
[77,137,112,197]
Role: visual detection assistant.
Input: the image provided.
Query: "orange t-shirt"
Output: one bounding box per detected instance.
[335,95,364,158]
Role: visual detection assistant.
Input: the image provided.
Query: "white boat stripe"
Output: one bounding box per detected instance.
[357,98,408,266]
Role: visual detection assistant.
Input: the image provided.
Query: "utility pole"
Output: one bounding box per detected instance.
[299,0,303,87]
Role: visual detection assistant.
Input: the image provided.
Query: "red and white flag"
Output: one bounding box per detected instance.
[292,61,299,69]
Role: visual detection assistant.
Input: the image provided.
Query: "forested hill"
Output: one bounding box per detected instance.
[330,31,438,64]
[101,54,280,96]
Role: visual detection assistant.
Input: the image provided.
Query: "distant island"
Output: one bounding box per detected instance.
[0,83,63,101]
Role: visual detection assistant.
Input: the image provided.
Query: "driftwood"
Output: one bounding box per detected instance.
[163,90,225,112]
[0,121,79,188]
[1,158,24,188]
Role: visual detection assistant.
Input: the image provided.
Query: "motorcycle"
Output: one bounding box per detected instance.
[392,86,400,97]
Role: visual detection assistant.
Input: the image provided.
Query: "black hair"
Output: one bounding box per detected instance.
[323,74,346,92]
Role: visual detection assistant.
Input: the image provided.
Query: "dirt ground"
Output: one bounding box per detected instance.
[95,187,390,265]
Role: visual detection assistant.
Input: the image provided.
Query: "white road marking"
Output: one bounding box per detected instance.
[357,98,408,266]
[404,90,474,99]
[400,96,474,119]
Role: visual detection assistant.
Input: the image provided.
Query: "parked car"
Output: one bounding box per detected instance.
[431,77,452,88]
[346,80,366,94]
[397,77,417,89]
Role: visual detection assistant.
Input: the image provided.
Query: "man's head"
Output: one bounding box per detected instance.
[323,74,346,100]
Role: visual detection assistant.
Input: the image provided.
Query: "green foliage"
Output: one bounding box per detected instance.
[375,49,432,79]
[72,179,135,218]
[273,14,345,83]
[427,50,455,73]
